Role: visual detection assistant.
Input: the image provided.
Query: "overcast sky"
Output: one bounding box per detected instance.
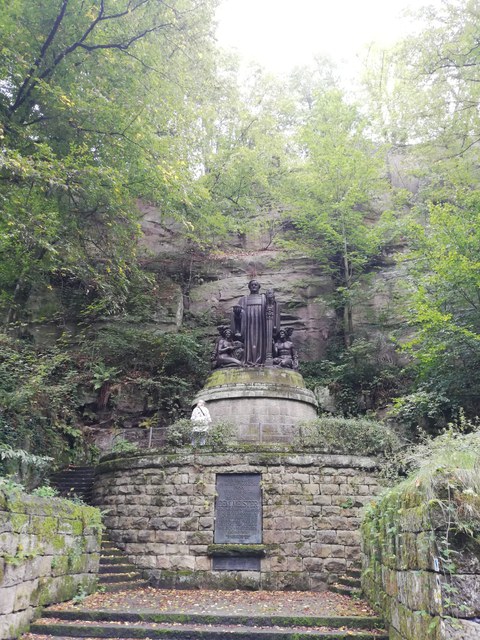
[215,0,443,78]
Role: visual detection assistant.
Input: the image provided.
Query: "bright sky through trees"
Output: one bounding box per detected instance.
[215,0,443,77]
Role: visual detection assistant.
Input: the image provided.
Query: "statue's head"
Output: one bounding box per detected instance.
[224,328,232,339]
[248,279,260,293]
[278,328,287,339]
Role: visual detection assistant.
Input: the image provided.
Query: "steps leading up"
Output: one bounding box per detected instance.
[29,609,388,639]
[49,466,96,504]
[97,541,148,592]
[330,565,363,597]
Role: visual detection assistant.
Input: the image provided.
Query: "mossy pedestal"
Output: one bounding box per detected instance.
[193,367,317,443]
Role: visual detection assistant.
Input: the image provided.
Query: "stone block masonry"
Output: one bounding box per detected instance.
[361,488,480,640]
[0,489,101,639]
[93,450,381,590]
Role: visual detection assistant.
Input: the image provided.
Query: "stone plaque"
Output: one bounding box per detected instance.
[212,556,260,571]
[214,474,262,544]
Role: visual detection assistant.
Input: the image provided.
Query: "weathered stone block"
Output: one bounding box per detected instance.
[195,557,211,571]
[311,543,345,559]
[444,574,480,618]
[0,584,16,615]
[13,579,39,612]
[169,555,195,570]
[186,532,211,545]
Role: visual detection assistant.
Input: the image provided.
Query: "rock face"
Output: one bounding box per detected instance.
[136,204,403,363]
[23,201,404,367]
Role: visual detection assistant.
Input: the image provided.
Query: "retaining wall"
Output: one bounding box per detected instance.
[361,487,480,640]
[0,489,101,639]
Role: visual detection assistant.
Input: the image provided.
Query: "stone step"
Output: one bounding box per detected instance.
[49,466,96,505]
[30,618,388,639]
[100,555,135,565]
[42,609,387,630]
[346,569,361,579]
[99,563,138,574]
[337,576,361,587]
[98,580,150,592]
[98,572,144,583]
[100,548,126,557]
[329,584,363,597]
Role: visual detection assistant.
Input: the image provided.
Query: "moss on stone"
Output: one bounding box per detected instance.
[207,544,267,557]
[203,367,306,390]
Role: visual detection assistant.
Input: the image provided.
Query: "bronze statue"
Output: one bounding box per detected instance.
[273,327,298,370]
[211,281,300,370]
[230,280,280,367]
[212,326,243,369]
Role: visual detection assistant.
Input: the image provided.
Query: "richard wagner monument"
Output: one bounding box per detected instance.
[196,280,317,442]
[94,277,380,591]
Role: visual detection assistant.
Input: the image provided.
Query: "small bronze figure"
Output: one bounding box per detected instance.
[273,327,298,370]
[212,326,243,369]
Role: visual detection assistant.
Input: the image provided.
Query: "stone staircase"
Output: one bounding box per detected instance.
[49,465,96,503]
[28,608,388,639]
[98,540,149,592]
[330,566,362,597]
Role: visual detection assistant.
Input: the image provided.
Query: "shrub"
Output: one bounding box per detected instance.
[206,421,235,451]
[294,416,401,457]
[365,422,480,558]
[111,437,139,454]
[390,389,453,433]
[32,484,59,498]
[164,418,193,448]
[164,418,235,451]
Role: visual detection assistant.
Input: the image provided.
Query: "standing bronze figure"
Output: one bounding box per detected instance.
[230,280,280,367]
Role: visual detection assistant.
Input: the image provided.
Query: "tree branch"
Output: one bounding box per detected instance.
[9,0,69,115]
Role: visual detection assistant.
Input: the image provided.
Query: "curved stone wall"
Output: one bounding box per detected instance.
[94,449,380,590]
[194,369,318,443]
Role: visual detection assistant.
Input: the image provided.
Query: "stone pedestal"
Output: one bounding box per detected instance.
[94,450,381,591]
[193,368,317,443]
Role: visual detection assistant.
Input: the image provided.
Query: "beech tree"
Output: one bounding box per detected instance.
[362,0,480,418]
[0,0,217,324]
[285,89,387,346]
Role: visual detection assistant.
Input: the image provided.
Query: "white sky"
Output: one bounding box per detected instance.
[215,0,443,79]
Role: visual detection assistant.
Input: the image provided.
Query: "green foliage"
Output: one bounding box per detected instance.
[205,420,235,452]
[0,476,25,494]
[300,337,403,416]
[72,585,90,606]
[391,390,453,433]
[164,418,193,448]
[0,334,85,466]
[364,0,480,423]
[0,444,53,488]
[0,325,210,466]
[369,421,480,546]
[0,0,218,325]
[164,418,235,451]
[283,88,389,346]
[87,325,210,419]
[91,363,121,391]
[111,438,139,454]
[31,484,59,498]
[294,416,400,457]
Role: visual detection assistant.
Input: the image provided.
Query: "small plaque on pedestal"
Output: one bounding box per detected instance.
[214,474,262,544]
